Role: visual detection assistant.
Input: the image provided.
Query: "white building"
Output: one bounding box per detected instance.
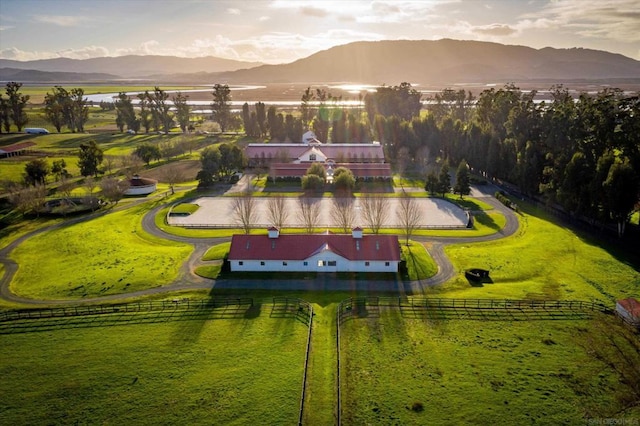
[228,228,400,273]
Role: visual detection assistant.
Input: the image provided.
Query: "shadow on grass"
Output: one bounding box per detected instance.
[473,211,500,231]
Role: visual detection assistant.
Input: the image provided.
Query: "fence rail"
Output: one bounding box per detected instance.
[0,297,254,323]
[337,296,610,325]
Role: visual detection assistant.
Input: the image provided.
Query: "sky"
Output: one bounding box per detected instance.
[0,0,639,64]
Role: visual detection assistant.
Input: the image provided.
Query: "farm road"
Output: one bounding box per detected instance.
[0,184,518,305]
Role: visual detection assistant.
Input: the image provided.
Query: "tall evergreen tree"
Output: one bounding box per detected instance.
[454,160,471,199]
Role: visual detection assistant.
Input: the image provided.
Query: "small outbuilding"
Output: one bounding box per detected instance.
[615,298,640,327]
[124,175,157,196]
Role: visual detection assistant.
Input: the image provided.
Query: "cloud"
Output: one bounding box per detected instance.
[227,8,241,15]
[258,16,270,22]
[300,6,329,17]
[519,0,640,42]
[0,47,59,61]
[0,25,13,31]
[56,45,110,59]
[472,23,517,37]
[33,15,86,27]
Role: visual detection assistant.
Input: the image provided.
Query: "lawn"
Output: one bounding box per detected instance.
[401,240,438,280]
[0,308,308,425]
[439,202,640,301]
[340,310,639,425]
[10,200,192,300]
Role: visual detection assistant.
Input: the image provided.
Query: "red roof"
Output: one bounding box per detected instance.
[229,234,400,262]
[246,143,384,162]
[617,298,640,318]
[271,162,391,178]
[0,141,36,154]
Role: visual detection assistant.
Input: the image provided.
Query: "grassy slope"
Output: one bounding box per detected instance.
[10,200,192,300]
[341,311,634,425]
[439,202,640,301]
[0,311,307,425]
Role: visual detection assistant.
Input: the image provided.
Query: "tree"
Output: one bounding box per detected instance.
[137,91,152,133]
[5,82,29,131]
[360,193,390,234]
[332,167,355,194]
[306,162,326,179]
[68,88,89,132]
[114,92,138,132]
[119,154,144,178]
[7,183,47,216]
[425,172,439,195]
[211,83,231,132]
[266,194,289,229]
[100,177,129,204]
[437,161,451,197]
[453,160,471,198]
[298,196,321,233]
[603,159,638,237]
[149,87,173,133]
[302,174,324,192]
[134,143,162,165]
[397,190,423,245]
[232,190,257,235]
[197,146,221,187]
[172,91,190,132]
[331,197,356,233]
[300,86,315,126]
[24,159,49,186]
[364,82,422,122]
[218,143,245,180]
[51,159,70,181]
[43,87,66,132]
[161,165,185,195]
[78,140,104,177]
[0,96,10,133]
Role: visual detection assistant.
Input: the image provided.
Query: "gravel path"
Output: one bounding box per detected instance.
[0,186,519,306]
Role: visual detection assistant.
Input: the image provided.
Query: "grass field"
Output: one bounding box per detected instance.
[340,310,639,424]
[10,200,192,300]
[0,308,308,425]
[439,202,640,301]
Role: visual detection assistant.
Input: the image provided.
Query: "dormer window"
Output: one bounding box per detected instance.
[309,154,317,161]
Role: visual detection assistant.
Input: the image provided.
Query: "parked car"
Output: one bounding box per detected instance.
[25,128,49,134]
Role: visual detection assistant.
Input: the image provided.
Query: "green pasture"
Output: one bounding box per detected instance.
[440,202,640,301]
[340,311,638,424]
[202,242,231,261]
[0,309,307,425]
[401,241,438,280]
[10,200,192,300]
[19,85,201,104]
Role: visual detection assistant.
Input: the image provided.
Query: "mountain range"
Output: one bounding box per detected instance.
[1,39,639,85]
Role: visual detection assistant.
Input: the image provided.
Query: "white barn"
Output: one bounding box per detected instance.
[228,228,400,273]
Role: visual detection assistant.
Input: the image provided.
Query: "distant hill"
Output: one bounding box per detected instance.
[0,67,119,82]
[214,39,640,85]
[1,40,638,85]
[0,55,263,78]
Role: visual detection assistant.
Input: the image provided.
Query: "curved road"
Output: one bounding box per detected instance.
[0,190,519,306]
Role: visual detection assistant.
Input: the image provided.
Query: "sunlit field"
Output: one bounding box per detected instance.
[0,308,307,425]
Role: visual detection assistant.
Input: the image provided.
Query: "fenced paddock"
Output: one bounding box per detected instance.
[336,297,614,425]
[0,297,312,425]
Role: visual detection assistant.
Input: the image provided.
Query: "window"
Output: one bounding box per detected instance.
[309,153,316,161]
[303,261,308,266]
[385,262,390,266]
[328,261,337,266]
[283,261,287,266]
[318,260,324,267]
[260,261,265,266]
[365,261,370,266]
[239,261,243,266]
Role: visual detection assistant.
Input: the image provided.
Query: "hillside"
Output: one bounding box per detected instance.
[0,67,119,82]
[215,39,640,84]
[0,55,262,78]
[1,40,638,85]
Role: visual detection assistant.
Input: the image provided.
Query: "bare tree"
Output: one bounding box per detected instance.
[396,190,423,245]
[232,191,257,235]
[103,155,118,176]
[331,196,356,233]
[119,154,144,178]
[100,177,129,204]
[297,196,321,233]
[8,184,47,216]
[161,165,185,195]
[57,177,75,199]
[266,194,289,229]
[360,193,390,234]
